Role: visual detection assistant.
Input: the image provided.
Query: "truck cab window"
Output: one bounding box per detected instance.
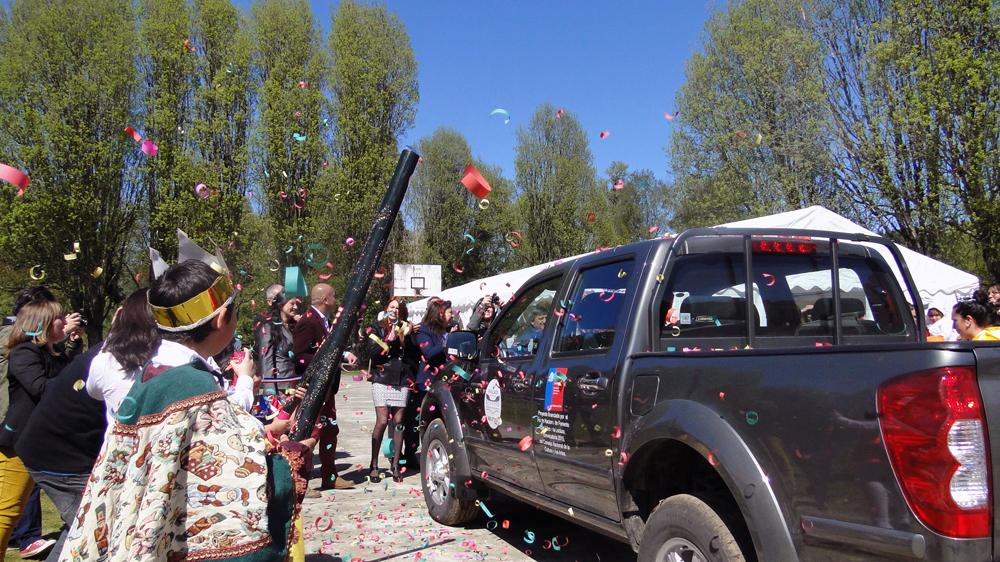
[489,277,562,359]
[660,253,751,349]
[555,259,634,353]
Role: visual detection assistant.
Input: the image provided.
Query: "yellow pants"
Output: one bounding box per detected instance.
[0,449,33,553]
[290,516,304,562]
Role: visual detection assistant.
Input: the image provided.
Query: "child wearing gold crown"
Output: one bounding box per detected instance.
[60,232,310,562]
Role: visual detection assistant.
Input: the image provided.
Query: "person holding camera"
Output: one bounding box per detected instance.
[467,293,500,337]
[254,284,298,383]
[366,298,419,483]
[0,298,82,553]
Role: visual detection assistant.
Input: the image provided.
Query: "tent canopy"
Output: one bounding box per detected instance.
[409,206,978,323]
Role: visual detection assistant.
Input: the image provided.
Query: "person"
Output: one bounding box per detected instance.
[292,283,356,491]
[952,300,1000,341]
[512,304,549,355]
[0,286,76,558]
[86,289,162,425]
[366,299,419,483]
[403,298,453,464]
[988,283,1000,317]
[467,294,499,337]
[927,306,944,326]
[61,250,311,561]
[253,284,298,383]
[0,299,80,553]
[16,344,106,562]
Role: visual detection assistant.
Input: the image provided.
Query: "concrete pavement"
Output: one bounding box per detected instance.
[299,376,636,562]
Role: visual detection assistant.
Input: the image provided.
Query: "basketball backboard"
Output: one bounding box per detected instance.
[393,264,442,298]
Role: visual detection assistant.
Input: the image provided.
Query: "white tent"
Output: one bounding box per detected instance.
[722,206,979,307]
[409,206,978,322]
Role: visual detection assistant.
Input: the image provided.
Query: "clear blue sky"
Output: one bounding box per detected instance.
[248,1,713,182]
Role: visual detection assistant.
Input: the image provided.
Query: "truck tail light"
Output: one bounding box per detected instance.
[878,366,992,538]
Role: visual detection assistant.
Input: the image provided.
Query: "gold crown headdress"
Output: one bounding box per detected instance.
[149,230,236,332]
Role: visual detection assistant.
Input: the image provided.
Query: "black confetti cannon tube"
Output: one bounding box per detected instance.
[290,149,420,441]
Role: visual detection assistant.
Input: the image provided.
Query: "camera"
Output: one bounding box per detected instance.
[79,317,88,327]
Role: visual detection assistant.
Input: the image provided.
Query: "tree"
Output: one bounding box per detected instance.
[253,0,328,287]
[0,0,142,341]
[587,162,671,248]
[817,0,999,278]
[667,0,838,231]
[318,0,418,300]
[513,104,598,264]
[406,128,516,288]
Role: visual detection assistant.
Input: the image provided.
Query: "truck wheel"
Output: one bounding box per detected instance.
[638,494,746,562]
[421,419,478,526]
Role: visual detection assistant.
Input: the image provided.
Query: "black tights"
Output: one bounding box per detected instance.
[370,405,405,474]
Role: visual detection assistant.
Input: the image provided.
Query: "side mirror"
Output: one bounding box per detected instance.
[447,330,479,361]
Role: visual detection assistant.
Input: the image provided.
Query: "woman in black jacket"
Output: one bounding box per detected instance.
[366,298,419,482]
[0,300,77,552]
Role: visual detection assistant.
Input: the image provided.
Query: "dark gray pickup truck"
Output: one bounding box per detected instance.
[416,228,1000,562]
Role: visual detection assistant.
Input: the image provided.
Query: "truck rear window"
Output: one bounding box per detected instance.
[658,248,916,350]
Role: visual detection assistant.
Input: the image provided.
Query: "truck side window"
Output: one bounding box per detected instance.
[489,277,562,359]
[555,259,634,353]
[660,254,751,348]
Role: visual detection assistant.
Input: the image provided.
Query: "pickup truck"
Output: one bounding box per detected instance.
[415,227,1000,562]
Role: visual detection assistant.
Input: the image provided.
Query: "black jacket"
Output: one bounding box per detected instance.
[0,342,71,449]
[254,314,295,379]
[16,344,107,473]
[366,321,419,388]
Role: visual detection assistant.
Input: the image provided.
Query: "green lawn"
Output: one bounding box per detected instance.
[5,492,60,562]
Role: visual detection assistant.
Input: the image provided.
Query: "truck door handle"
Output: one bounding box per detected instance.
[578,373,608,394]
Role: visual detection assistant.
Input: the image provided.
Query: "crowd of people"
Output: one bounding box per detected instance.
[924,283,1000,341]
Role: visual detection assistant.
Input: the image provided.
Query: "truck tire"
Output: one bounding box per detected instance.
[637,494,747,562]
[421,419,478,526]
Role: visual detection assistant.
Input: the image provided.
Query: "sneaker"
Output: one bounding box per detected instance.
[20,538,57,558]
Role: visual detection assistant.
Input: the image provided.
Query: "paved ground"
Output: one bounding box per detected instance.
[300,378,637,562]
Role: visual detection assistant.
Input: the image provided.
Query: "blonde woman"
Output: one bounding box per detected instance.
[0,300,80,551]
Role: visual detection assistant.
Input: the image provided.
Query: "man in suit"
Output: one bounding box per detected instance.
[292,283,356,490]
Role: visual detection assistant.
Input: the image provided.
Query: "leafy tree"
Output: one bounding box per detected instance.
[817,0,999,278]
[317,0,418,300]
[252,0,328,293]
[513,104,598,264]
[407,128,515,288]
[667,0,838,231]
[587,162,671,248]
[0,0,142,341]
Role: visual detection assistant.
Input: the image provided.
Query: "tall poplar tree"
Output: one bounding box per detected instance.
[513,104,597,265]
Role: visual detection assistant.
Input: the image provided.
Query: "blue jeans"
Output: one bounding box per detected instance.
[26,470,89,562]
[8,484,40,549]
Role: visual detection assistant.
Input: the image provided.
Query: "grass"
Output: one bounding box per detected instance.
[4,492,61,562]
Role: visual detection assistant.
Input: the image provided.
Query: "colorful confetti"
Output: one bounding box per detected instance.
[599,131,610,139]
[489,108,510,125]
[460,164,491,200]
[140,140,158,157]
[0,163,29,197]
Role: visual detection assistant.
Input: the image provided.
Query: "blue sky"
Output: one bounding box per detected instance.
[246,1,714,182]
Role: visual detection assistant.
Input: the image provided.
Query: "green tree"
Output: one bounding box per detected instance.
[317,0,417,299]
[0,0,142,340]
[817,0,999,277]
[406,128,515,288]
[667,0,837,231]
[513,104,598,264]
[253,0,328,286]
[587,162,670,248]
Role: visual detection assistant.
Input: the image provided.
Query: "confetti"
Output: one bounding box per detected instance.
[613,179,625,191]
[664,111,677,121]
[123,126,142,142]
[555,108,565,118]
[195,183,210,199]
[477,198,490,210]
[505,231,523,248]
[91,267,103,278]
[73,379,85,391]
[489,108,510,125]
[524,531,536,544]
[292,133,307,142]
[477,501,494,518]
[452,261,465,274]
[63,253,77,261]
[518,435,532,451]
[28,265,45,280]
[648,225,659,234]
[344,237,355,247]
[297,80,308,89]
[746,410,759,425]
[460,164,491,200]
[599,131,610,139]
[140,140,158,157]
[762,273,776,286]
[734,130,749,141]
[0,163,29,197]
[585,210,597,223]
[755,132,763,146]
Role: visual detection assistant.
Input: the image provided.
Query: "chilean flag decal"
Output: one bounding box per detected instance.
[545,368,568,412]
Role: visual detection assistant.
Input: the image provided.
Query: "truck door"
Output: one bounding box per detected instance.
[533,257,637,521]
[468,275,563,494]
